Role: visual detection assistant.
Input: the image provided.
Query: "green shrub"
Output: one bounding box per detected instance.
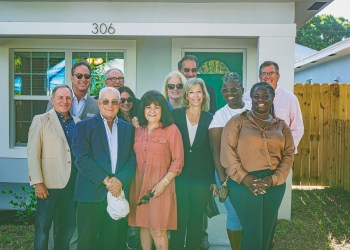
[1,186,36,220]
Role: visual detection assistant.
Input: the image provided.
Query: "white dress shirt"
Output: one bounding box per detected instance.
[102,114,119,174]
[72,92,88,118]
[243,85,304,152]
[186,115,198,146]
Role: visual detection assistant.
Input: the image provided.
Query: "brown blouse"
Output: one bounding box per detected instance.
[220,111,295,186]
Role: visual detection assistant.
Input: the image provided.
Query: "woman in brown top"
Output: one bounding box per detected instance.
[220,82,295,250]
[128,90,184,250]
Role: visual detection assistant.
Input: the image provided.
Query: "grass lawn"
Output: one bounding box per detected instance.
[0,187,349,249]
[274,187,350,250]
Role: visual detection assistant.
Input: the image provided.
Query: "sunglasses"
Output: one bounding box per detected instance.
[101,99,119,106]
[167,83,184,90]
[221,87,241,94]
[121,97,134,103]
[183,68,198,73]
[74,73,91,80]
[137,191,154,206]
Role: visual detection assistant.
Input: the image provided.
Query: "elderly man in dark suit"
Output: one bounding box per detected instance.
[47,61,99,119]
[72,87,136,250]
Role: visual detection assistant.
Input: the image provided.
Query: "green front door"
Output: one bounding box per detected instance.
[185,51,244,109]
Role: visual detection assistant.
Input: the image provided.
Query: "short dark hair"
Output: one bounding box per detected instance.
[52,85,73,97]
[118,86,138,118]
[259,61,279,75]
[177,55,198,70]
[221,72,243,88]
[71,61,92,75]
[250,82,275,116]
[138,90,174,128]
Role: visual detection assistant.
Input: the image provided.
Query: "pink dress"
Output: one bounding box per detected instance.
[128,124,184,230]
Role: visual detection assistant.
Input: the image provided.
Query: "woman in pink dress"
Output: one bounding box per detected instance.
[129,90,184,250]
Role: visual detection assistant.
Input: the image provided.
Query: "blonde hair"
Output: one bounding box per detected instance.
[181,78,210,112]
[162,71,187,99]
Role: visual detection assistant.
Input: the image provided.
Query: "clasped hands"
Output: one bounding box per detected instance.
[242,175,272,196]
[104,176,123,197]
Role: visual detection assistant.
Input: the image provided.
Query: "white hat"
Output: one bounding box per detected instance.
[107,190,130,220]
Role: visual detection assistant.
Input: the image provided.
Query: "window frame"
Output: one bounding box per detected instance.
[1,38,136,158]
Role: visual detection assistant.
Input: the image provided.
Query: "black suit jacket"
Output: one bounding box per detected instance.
[172,108,215,185]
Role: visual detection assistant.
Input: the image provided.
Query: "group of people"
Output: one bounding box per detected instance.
[27,55,304,250]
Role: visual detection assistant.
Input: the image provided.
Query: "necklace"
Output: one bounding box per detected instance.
[250,111,272,122]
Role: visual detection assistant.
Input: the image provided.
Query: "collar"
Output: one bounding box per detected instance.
[73,92,88,101]
[55,110,73,121]
[100,113,119,124]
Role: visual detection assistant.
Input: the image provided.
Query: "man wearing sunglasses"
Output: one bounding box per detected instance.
[72,87,136,250]
[178,55,217,114]
[47,61,99,120]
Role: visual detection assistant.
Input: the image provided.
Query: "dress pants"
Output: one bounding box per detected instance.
[228,170,286,250]
[171,179,210,250]
[34,180,76,250]
[76,199,128,250]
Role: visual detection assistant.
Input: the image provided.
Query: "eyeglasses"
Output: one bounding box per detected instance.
[260,72,278,77]
[167,83,184,90]
[137,191,154,206]
[221,87,241,94]
[74,73,91,80]
[183,68,198,73]
[121,97,134,103]
[101,99,119,106]
[107,77,125,82]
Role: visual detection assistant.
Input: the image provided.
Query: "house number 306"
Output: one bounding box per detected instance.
[91,23,116,35]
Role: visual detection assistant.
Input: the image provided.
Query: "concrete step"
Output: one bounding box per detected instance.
[207,200,231,250]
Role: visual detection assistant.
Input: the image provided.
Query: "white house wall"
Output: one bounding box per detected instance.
[0,2,294,24]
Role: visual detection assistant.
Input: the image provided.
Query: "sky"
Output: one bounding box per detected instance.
[318,0,350,20]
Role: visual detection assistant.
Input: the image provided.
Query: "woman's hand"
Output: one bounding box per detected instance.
[210,184,218,198]
[242,174,261,196]
[151,181,167,198]
[132,117,140,128]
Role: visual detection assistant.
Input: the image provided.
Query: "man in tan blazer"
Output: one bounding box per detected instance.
[28,85,79,250]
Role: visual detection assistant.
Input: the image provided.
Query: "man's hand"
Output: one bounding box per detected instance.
[106,177,123,197]
[35,183,49,199]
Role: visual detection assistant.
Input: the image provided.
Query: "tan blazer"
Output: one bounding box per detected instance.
[27,109,79,188]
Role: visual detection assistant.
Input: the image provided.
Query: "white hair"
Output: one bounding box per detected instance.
[99,87,121,100]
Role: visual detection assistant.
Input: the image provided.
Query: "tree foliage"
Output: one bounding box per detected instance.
[297,14,350,51]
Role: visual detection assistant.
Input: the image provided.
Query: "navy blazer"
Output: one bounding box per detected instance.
[72,114,136,202]
[172,108,215,185]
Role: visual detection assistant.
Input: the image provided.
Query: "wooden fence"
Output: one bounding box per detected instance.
[293,83,350,192]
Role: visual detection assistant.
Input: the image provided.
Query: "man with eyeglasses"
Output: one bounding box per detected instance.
[244,61,304,149]
[47,61,99,120]
[243,60,304,249]
[104,68,125,89]
[178,55,217,114]
[72,87,136,250]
